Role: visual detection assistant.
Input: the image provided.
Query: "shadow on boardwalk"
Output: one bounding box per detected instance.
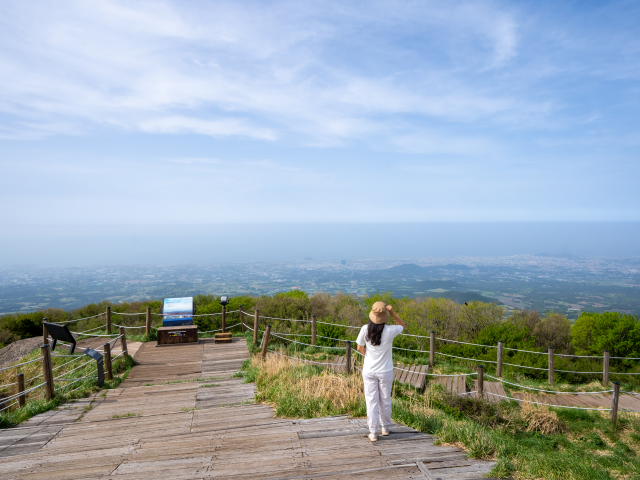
[0,338,499,479]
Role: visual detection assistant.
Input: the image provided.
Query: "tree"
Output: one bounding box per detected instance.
[571,311,640,358]
[533,312,572,353]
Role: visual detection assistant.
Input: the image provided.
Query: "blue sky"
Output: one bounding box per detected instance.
[1,0,639,225]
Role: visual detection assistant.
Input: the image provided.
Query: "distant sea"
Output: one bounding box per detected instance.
[2,222,639,266]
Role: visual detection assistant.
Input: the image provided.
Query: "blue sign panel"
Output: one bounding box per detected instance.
[163,297,194,327]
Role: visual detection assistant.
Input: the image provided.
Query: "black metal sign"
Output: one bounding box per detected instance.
[83,347,104,387]
[43,321,77,354]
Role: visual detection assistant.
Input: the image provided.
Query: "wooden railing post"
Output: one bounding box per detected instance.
[17,373,25,407]
[43,318,49,345]
[429,331,435,367]
[548,347,554,386]
[103,342,113,381]
[119,327,128,360]
[477,365,484,397]
[253,310,259,345]
[222,305,226,333]
[106,306,112,335]
[346,341,352,374]
[41,344,54,400]
[611,381,620,425]
[497,341,503,378]
[146,307,151,336]
[240,305,245,333]
[312,315,317,346]
[261,325,272,360]
[603,350,610,387]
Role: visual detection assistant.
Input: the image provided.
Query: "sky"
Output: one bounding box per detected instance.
[1,1,639,259]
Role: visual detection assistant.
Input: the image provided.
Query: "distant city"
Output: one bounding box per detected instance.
[1,254,639,319]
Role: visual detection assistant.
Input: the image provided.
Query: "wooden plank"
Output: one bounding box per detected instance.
[416,461,437,479]
[415,365,428,390]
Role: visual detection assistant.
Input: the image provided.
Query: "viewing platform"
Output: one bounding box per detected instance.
[0,337,497,479]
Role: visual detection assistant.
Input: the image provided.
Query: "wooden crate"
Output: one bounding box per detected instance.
[157,325,199,345]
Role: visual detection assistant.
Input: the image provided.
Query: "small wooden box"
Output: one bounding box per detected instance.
[214,332,233,344]
[157,325,199,345]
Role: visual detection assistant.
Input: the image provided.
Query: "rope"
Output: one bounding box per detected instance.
[53,358,94,379]
[393,346,431,353]
[315,320,360,329]
[55,374,97,389]
[111,312,145,316]
[25,373,44,383]
[0,356,45,372]
[69,325,105,335]
[270,333,344,350]
[0,400,18,413]
[501,361,549,371]
[0,382,18,389]
[112,352,124,362]
[52,312,106,324]
[610,371,640,376]
[199,323,242,333]
[268,349,347,367]
[483,391,612,411]
[52,356,85,372]
[436,351,498,364]
[261,316,310,323]
[113,324,146,329]
[54,375,96,382]
[1,382,47,403]
[435,337,498,349]
[396,365,477,377]
[484,374,613,395]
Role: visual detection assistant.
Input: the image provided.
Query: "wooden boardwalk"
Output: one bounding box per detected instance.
[1,337,498,479]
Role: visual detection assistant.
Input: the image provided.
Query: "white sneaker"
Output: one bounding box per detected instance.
[381,428,390,436]
[368,433,378,442]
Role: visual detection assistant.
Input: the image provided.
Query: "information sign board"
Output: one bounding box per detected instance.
[162,297,194,327]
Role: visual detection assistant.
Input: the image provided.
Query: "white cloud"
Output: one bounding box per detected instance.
[0,0,540,145]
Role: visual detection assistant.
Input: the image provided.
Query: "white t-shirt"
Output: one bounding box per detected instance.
[356,324,403,374]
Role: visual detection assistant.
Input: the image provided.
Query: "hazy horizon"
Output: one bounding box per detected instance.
[2,222,639,267]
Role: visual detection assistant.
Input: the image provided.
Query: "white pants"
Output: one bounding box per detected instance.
[363,370,394,434]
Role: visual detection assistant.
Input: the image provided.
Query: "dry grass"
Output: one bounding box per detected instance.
[250,352,366,417]
[520,394,564,435]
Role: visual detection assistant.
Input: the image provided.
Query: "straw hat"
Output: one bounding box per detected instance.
[369,301,390,324]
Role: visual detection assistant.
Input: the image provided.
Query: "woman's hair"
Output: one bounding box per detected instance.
[365,320,385,346]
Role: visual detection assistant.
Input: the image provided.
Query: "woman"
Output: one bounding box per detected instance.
[356,301,406,441]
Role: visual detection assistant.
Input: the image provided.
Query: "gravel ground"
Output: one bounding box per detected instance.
[0,337,43,369]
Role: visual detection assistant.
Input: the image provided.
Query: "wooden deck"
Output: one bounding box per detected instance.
[0,337,498,479]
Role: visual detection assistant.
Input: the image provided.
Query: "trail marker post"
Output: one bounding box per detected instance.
[429,331,435,368]
[146,307,151,336]
[603,350,609,387]
[497,341,504,378]
[477,365,484,397]
[17,373,25,407]
[103,342,113,381]
[43,318,49,345]
[253,310,259,345]
[611,381,620,425]
[119,327,128,360]
[41,344,54,400]
[548,347,554,386]
[261,325,272,360]
[106,306,112,335]
[240,305,245,333]
[312,315,317,346]
[346,341,352,374]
